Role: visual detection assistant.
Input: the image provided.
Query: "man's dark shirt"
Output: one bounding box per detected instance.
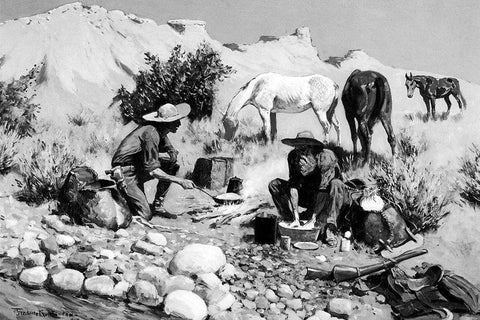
[112,125,175,172]
[287,149,322,191]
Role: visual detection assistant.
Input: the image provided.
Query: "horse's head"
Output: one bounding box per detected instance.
[222,115,239,141]
[405,72,416,98]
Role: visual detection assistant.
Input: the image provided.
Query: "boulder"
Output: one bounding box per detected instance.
[49,269,84,293]
[19,266,48,289]
[84,275,115,296]
[168,244,226,276]
[137,266,170,296]
[327,298,353,318]
[164,290,208,320]
[131,240,163,256]
[146,232,167,246]
[127,280,162,306]
[165,275,195,294]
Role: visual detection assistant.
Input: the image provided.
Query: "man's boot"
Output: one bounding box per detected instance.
[151,198,177,219]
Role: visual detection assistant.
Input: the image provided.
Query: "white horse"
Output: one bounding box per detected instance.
[222,72,341,144]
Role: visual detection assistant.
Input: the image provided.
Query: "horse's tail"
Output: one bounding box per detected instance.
[223,76,258,120]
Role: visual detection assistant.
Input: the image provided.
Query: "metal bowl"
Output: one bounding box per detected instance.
[278,222,321,243]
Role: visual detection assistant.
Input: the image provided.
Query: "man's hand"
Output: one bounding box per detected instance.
[179,179,195,189]
[286,219,301,228]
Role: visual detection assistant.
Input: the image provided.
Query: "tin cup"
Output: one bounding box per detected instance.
[280,235,291,250]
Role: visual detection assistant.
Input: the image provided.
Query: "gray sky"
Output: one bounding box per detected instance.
[1,0,479,83]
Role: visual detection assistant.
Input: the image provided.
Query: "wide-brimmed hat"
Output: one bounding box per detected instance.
[142,103,191,123]
[281,130,324,147]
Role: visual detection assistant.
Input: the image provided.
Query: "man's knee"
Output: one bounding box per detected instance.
[268,178,283,195]
[329,179,345,193]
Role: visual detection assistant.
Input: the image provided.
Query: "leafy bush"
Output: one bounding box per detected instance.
[0,125,19,174]
[116,42,235,123]
[15,133,84,205]
[370,131,454,233]
[459,144,480,206]
[0,67,40,137]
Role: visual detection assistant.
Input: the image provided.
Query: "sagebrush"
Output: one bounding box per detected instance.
[0,125,19,174]
[459,144,480,206]
[116,42,235,123]
[370,131,454,233]
[16,133,84,205]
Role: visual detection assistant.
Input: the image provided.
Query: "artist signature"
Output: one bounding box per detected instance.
[12,307,80,319]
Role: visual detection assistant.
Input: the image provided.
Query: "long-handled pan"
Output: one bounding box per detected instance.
[194,186,243,205]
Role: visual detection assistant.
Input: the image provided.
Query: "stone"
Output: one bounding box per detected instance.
[218,263,237,281]
[255,296,269,309]
[165,275,195,294]
[56,235,75,248]
[127,280,162,306]
[375,294,386,304]
[286,299,303,311]
[284,308,301,320]
[242,299,256,310]
[67,252,94,272]
[306,317,320,320]
[19,266,48,289]
[24,252,46,267]
[40,236,59,255]
[246,289,259,301]
[115,229,129,238]
[42,215,67,233]
[137,266,170,296]
[132,240,163,256]
[277,284,294,299]
[99,260,118,275]
[265,289,279,303]
[50,269,84,293]
[146,232,167,246]
[197,273,222,289]
[99,249,115,259]
[327,298,353,318]
[19,238,40,255]
[123,270,138,284]
[164,290,208,320]
[300,291,312,300]
[112,280,131,299]
[6,247,19,258]
[84,275,115,296]
[168,244,226,276]
[208,292,236,315]
[314,310,331,320]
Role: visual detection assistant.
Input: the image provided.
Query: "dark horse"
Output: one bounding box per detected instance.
[405,72,467,120]
[342,70,395,163]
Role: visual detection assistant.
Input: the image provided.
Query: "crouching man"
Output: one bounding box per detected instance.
[268,131,352,247]
[111,102,195,221]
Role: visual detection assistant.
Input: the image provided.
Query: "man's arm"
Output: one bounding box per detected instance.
[289,187,300,224]
[149,168,194,189]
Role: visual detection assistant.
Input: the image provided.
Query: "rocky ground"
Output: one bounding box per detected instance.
[0,192,475,320]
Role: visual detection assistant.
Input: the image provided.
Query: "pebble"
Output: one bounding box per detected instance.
[197,273,222,289]
[375,294,386,304]
[315,255,327,263]
[56,235,75,248]
[67,252,94,272]
[146,232,167,246]
[300,291,312,300]
[131,240,163,256]
[127,280,162,306]
[328,298,353,317]
[115,229,129,238]
[277,284,294,299]
[40,236,59,255]
[246,289,259,300]
[265,289,279,303]
[6,247,19,258]
[19,238,40,255]
[99,260,118,275]
[242,299,257,310]
[84,275,115,296]
[314,310,332,320]
[50,269,84,293]
[24,252,46,267]
[255,296,269,309]
[19,266,49,288]
[99,249,115,259]
[286,299,303,311]
[112,281,130,299]
[284,308,301,320]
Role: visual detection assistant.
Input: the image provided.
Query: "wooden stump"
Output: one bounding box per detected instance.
[192,157,234,190]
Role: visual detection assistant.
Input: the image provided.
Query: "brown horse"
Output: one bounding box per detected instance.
[342,70,396,163]
[405,72,466,120]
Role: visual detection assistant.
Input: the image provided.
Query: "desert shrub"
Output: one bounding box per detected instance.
[0,67,40,137]
[68,106,95,127]
[115,42,235,123]
[15,133,84,205]
[0,125,19,174]
[459,144,480,206]
[370,131,454,233]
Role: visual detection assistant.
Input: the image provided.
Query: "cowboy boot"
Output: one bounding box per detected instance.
[151,197,177,219]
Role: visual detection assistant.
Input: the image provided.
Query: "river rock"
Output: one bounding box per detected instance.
[242,299,256,310]
[314,310,332,320]
[165,275,195,294]
[42,215,67,233]
[217,263,237,281]
[99,260,118,275]
[6,247,19,258]
[164,290,208,320]
[19,266,48,288]
[56,235,75,248]
[40,236,59,255]
[208,292,236,315]
[328,298,353,318]
[99,249,115,259]
[112,280,131,299]
[146,232,167,246]
[255,295,269,309]
[67,251,94,272]
[286,299,303,311]
[246,289,259,300]
[24,252,46,267]
[115,229,129,238]
[138,266,170,295]
[127,280,162,306]
[169,244,226,276]
[19,238,40,255]
[132,240,163,256]
[277,284,294,299]
[84,275,115,296]
[266,289,279,302]
[197,273,222,289]
[50,269,84,293]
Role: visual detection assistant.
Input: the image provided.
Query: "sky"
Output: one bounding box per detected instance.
[1,0,479,83]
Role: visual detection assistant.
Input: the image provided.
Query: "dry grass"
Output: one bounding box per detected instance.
[0,125,19,175]
[458,144,480,206]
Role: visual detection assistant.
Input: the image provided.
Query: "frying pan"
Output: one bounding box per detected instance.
[195,187,243,205]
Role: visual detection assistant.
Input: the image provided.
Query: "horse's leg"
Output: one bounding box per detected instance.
[270,112,277,141]
[331,113,341,146]
[358,119,371,165]
[444,95,452,117]
[452,92,465,111]
[422,96,431,120]
[430,98,437,120]
[345,112,358,155]
[257,108,271,143]
[312,106,331,144]
[380,114,396,157]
